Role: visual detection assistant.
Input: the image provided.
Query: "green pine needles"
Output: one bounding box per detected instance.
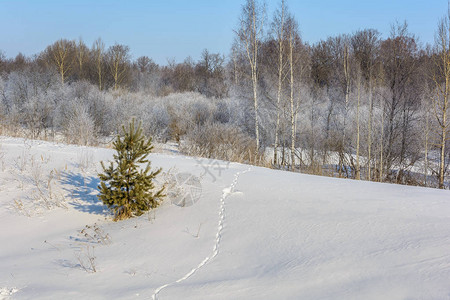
[98,119,165,221]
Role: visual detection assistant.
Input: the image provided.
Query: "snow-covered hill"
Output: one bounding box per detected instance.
[1,137,449,300]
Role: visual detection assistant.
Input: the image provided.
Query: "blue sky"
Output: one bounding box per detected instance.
[0,0,447,65]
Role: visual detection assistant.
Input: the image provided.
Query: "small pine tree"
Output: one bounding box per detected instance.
[98,119,164,221]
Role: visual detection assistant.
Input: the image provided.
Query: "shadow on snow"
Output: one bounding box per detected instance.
[60,171,110,216]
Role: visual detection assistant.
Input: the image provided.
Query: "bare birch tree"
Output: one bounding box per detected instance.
[423,88,432,186]
[286,15,302,171]
[76,38,88,80]
[329,35,352,177]
[107,44,130,91]
[271,0,287,165]
[340,38,351,177]
[433,10,450,189]
[352,29,380,180]
[93,38,105,91]
[355,68,362,180]
[45,39,75,85]
[236,0,266,151]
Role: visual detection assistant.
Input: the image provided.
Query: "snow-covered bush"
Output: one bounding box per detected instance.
[55,98,97,145]
[139,101,170,142]
[181,121,262,164]
[66,103,97,146]
[22,95,54,139]
[213,100,230,124]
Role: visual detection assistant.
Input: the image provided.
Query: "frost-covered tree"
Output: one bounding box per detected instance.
[98,119,165,221]
[235,0,266,151]
[64,101,96,145]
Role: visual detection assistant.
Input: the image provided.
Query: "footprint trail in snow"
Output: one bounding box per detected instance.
[152,166,251,300]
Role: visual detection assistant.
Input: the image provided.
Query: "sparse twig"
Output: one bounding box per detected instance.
[13,198,31,217]
[195,223,202,238]
[44,240,61,251]
[13,151,28,173]
[80,224,111,245]
[0,146,5,171]
[76,244,97,273]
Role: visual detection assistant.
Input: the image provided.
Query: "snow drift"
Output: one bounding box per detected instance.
[0,137,449,300]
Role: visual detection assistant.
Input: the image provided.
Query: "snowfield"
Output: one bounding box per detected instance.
[1,136,450,300]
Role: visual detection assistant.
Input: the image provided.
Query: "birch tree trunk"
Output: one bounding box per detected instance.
[340,42,351,178]
[93,39,104,91]
[273,0,286,166]
[236,0,265,152]
[424,104,430,186]
[367,79,374,181]
[285,14,301,172]
[356,70,361,180]
[379,96,385,182]
[433,12,450,189]
[289,39,295,171]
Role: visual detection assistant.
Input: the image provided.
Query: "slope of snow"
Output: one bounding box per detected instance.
[0,137,449,300]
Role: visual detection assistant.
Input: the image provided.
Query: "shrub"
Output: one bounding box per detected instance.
[64,102,97,145]
[181,122,263,164]
[98,119,165,221]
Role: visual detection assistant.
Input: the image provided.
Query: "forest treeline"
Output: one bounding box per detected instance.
[0,0,448,189]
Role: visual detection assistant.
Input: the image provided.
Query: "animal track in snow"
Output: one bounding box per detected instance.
[152,166,251,300]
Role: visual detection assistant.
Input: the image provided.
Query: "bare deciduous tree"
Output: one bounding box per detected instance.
[45,39,75,84]
[286,15,302,171]
[271,0,287,166]
[433,10,450,189]
[351,29,380,180]
[0,50,5,73]
[380,22,420,182]
[76,38,88,80]
[107,44,130,91]
[92,38,105,90]
[235,0,266,151]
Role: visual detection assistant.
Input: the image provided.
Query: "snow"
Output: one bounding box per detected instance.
[1,136,450,299]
